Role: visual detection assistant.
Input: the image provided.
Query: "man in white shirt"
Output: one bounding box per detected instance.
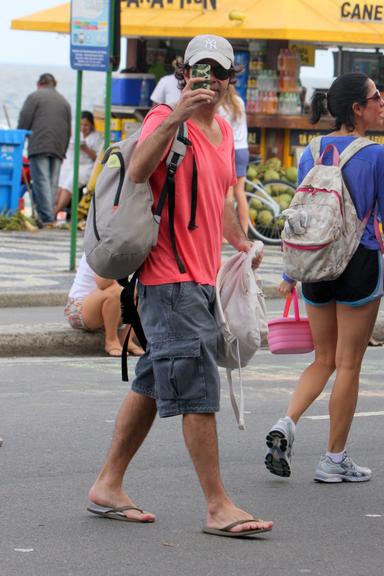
[150,56,182,106]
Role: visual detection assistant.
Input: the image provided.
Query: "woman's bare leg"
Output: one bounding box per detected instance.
[327,298,380,452]
[82,283,123,354]
[286,301,337,423]
[54,187,71,217]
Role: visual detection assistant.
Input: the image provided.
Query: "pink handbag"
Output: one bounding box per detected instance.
[268,287,314,354]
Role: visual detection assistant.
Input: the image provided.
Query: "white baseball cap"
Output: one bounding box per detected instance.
[184,35,235,70]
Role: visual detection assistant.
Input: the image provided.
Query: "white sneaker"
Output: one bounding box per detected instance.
[314,453,372,483]
[265,417,295,478]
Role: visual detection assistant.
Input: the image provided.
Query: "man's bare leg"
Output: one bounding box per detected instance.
[88,390,157,522]
[183,413,273,534]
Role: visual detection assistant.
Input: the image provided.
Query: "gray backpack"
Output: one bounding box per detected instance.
[84,121,195,280]
[281,137,375,282]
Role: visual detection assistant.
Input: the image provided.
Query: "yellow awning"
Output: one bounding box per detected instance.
[11,0,384,46]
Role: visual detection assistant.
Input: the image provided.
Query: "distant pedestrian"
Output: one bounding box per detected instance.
[18,73,71,226]
[265,72,384,483]
[54,110,102,221]
[150,55,182,106]
[218,85,249,236]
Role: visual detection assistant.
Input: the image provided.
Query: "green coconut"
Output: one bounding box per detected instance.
[264,169,280,181]
[249,197,263,210]
[286,166,298,183]
[247,164,258,179]
[265,157,282,171]
[257,210,274,226]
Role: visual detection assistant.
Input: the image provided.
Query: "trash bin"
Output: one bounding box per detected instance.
[0,129,30,215]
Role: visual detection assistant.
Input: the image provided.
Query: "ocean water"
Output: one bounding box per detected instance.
[1,62,106,129]
[0,61,333,129]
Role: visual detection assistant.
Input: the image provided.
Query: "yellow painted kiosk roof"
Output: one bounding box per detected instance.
[11,1,384,46]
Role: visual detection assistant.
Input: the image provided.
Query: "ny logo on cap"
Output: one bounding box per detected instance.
[205,38,217,50]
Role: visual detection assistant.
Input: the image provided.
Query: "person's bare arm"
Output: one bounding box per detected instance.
[223,198,263,269]
[223,197,249,248]
[128,78,214,183]
[80,142,97,161]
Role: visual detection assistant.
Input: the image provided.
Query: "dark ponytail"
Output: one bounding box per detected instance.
[310,91,327,125]
[310,72,369,131]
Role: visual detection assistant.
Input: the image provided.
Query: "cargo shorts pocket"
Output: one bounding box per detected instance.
[150,336,206,401]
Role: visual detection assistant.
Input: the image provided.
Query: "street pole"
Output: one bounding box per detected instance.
[104,0,116,150]
[69,70,83,271]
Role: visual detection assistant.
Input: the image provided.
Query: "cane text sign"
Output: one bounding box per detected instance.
[341,2,384,22]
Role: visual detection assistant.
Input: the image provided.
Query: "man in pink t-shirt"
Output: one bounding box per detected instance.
[88,35,273,538]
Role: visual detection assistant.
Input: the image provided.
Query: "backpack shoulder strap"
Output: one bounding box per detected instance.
[154,123,193,275]
[165,122,190,172]
[165,122,198,230]
[309,137,322,162]
[339,137,375,168]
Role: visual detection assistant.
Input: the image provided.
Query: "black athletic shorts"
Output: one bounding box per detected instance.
[301,244,383,307]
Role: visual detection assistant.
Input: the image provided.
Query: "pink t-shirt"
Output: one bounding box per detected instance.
[138,105,236,286]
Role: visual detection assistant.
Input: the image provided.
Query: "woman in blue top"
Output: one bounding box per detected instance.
[265,73,384,483]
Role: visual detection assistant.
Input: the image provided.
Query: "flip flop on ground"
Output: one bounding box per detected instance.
[87,503,154,522]
[202,519,272,538]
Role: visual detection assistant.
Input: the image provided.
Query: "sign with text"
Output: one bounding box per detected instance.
[70,0,110,72]
[366,132,384,143]
[290,128,384,151]
[289,44,315,67]
[340,2,384,22]
[289,129,328,148]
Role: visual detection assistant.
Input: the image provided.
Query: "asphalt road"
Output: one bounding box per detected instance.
[1,350,384,576]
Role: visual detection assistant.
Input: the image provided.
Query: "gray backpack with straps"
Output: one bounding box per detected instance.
[84,121,192,280]
[281,136,375,282]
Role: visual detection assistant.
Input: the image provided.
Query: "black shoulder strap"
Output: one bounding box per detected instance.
[188,157,198,231]
[153,123,197,274]
[119,272,147,382]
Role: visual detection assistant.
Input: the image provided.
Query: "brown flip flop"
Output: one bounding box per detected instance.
[202,518,272,538]
[87,504,154,523]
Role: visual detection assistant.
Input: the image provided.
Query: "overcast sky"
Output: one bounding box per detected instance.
[2,1,71,66]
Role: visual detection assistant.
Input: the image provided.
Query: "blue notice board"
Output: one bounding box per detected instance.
[70,0,110,72]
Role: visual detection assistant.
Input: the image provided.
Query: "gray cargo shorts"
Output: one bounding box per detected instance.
[131,281,220,418]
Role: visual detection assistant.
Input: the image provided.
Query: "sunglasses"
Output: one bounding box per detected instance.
[210,65,232,81]
[364,90,384,103]
[188,64,232,81]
